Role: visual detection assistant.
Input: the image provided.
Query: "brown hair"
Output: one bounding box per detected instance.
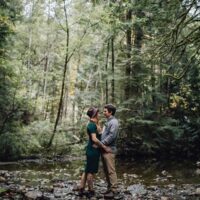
[87,107,99,118]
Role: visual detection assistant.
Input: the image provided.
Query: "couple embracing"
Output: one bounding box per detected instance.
[74,104,119,199]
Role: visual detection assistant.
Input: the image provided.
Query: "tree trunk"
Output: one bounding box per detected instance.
[105,40,110,104]
[43,0,51,119]
[131,8,143,97]
[111,36,115,103]
[47,0,70,148]
[125,9,132,100]
[151,65,156,108]
[43,55,49,119]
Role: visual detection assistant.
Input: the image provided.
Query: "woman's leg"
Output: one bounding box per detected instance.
[76,173,87,196]
[86,173,94,191]
[79,172,86,189]
[86,173,95,197]
[73,172,86,193]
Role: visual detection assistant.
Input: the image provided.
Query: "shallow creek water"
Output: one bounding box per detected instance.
[0,158,199,185]
[0,157,200,199]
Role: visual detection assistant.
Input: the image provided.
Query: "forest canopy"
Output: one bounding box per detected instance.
[0,0,200,161]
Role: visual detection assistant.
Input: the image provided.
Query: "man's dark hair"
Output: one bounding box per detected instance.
[104,104,116,116]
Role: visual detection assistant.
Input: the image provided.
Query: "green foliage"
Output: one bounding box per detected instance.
[0,119,85,161]
[0,132,27,161]
[0,0,29,135]
[178,117,200,157]
[0,0,22,52]
[24,121,54,148]
[118,114,200,159]
[0,0,199,160]
[70,143,85,157]
[22,121,77,155]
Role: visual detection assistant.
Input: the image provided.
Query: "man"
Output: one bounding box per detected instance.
[101,104,119,198]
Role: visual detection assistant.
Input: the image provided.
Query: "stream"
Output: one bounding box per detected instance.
[0,157,200,199]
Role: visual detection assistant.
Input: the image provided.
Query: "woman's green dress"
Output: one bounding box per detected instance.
[85,121,101,173]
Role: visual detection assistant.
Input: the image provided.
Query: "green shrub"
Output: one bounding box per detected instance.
[0,132,27,161]
[22,121,75,155]
[23,121,53,148]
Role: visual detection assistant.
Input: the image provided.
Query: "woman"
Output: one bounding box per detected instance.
[74,107,111,198]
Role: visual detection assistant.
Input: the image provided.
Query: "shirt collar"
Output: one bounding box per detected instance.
[107,115,114,121]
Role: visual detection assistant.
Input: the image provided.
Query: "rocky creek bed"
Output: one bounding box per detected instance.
[0,157,200,199]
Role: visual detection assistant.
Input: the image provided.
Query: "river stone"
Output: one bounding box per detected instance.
[127,184,147,196]
[0,170,8,175]
[161,170,168,176]
[54,187,71,198]
[161,196,170,200]
[195,188,200,195]
[42,192,55,200]
[167,175,173,180]
[114,194,124,199]
[196,161,200,167]
[167,184,176,189]
[25,191,42,199]
[18,185,26,193]
[195,169,200,175]
[40,185,53,193]
[127,174,139,179]
[5,172,11,178]
[0,176,6,182]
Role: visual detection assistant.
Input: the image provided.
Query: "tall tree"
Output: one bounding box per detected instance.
[0,0,24,133]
